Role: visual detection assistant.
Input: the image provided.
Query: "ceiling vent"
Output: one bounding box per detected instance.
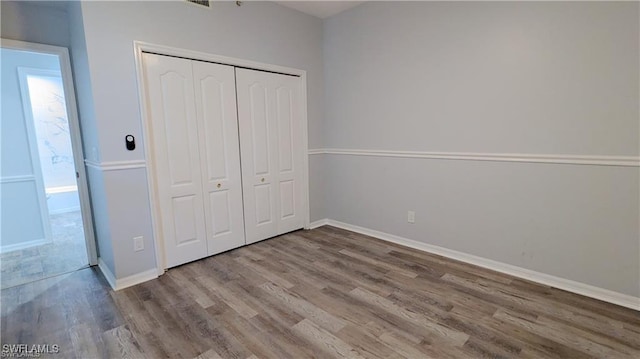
[185,0,210,8]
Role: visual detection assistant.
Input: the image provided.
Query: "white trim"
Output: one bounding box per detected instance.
[113,268,158,291]
[300,76,311,230]
[0,238,51,254]
[317,219,640,311]
[46,185,78,194]
[309,218,329,229]
[84,159,147,171]
[133,41,311,275]
[133,41,307,77]
[98,258,158,291]
[98,258,117,290]
[0,175,36,184]
[48,206,81,215]
[84,160,101,170]
[134,42,166,276]
[308,148,640,167]
[2,38,99,266]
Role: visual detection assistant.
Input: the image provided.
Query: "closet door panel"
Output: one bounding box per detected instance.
[237,68,304,243]
[250,84,271,175]
[276,87,294,173]
[193,61,246,254]
[172,195,200,245]
[274,80,304,234]
[143,53,207,268]
[279,180,295,219]
[236,70,278,244]
[209,191,231,235]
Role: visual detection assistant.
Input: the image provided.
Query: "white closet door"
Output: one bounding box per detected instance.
[273,77,305,234]
[143,53,207,268]
[236,68,305,244]
[192,61,246,254]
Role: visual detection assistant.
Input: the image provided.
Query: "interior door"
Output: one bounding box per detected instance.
[236,68,305,244]
[192,61,246,254]
[142,53,208,268]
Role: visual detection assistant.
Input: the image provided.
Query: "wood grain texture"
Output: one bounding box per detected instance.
[1,225,639,358]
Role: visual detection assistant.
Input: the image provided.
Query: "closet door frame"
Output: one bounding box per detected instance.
[133,41,310,275]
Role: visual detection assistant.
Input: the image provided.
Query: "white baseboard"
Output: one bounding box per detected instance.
[49,206,81,215]
[98,258,158,291]
[98,258,117,289]
[309,218,330,229]
[0,238,51,254]
[316,219,640,311]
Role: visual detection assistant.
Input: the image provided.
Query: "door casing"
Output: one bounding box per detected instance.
[1,38,98,265]
[133,41,311,275]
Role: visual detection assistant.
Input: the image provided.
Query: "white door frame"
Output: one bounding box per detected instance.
[133,41,311,275]
[1,38,98,265]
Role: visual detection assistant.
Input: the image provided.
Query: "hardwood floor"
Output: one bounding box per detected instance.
[2,225,639,358]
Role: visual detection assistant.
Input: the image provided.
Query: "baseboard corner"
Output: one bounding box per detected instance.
[115,268,158,291]
[309,218,330,229]
[97,258,157,291]
[97,258,117,290]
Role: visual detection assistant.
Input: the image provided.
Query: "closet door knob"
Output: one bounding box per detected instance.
[217,183,221,188]
[261,178,265,182]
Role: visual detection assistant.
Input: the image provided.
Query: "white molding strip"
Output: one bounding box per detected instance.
[46,185,78,194]
[115,268,158,291]
[0,175,36,184]
[309,218,330,229]
[0,238,50,254]
[97,258,117,289]
[316,219,640,311]
[98,258,158,291]
[308,148,640,167]
[85,159,147,171]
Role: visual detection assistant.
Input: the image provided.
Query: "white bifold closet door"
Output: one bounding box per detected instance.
[236,68,305,244]
[143,53,245,268]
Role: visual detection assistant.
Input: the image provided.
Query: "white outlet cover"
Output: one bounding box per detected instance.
[134,236,144,251]
[408,211,415,223]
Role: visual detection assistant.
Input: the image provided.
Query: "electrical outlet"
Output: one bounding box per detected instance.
[407,211,415,224]
[134,236,144,252]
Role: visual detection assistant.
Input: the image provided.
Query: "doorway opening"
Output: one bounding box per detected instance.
[1,41,96,289]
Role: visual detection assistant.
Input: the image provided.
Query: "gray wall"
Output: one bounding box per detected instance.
[1,1,70,48]
[72,0,325,278]
[324,1,638,154]
[322,1,639,296]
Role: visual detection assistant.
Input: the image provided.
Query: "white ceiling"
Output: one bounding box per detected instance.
[273,1,364,19]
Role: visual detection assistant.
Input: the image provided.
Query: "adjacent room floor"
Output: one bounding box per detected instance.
[0,210,88,289]
[1,226,638,358]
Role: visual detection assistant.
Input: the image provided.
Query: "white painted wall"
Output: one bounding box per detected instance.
[323,2,640,296]
[0,49,60,249]
[70,0,325,278]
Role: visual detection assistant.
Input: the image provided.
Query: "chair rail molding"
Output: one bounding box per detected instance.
[84,159,147,171]
[0,175,36,183]
[307,148,640,167]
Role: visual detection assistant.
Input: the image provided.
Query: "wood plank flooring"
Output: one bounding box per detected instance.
[2,225,639,358]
